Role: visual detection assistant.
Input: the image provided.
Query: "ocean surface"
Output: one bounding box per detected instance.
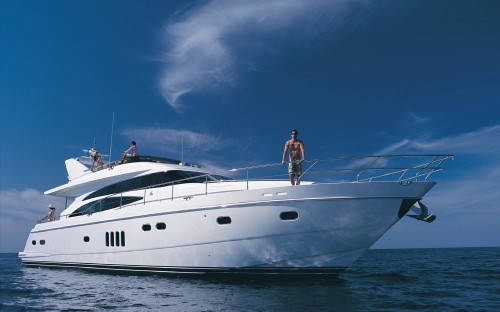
[1,248,499,311]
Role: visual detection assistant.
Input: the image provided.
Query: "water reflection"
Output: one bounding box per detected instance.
[17,266,361,311]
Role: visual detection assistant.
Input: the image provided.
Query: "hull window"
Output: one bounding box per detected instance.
[142,224,151,231]
[83,236,90,242]
[280,211,299,221]
[40,240,46,245]
[156,222,166,230]
[83,170,229,201]
[31,240,36,245]
[217,216,231,225]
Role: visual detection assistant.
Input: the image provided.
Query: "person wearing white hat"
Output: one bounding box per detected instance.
[40,204,56,222]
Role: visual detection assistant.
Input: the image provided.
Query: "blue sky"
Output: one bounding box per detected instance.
[1,0,499,253]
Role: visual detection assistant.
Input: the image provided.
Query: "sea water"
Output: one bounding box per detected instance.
[1,248,499,311]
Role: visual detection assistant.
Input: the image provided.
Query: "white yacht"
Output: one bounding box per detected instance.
[19,151,453,277]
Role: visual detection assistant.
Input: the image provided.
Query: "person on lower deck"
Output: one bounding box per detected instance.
[281,129,305,185]
[39,204,56,222]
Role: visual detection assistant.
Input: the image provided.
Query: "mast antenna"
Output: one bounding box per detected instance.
[109,112,115,165]
[181,132,184,164]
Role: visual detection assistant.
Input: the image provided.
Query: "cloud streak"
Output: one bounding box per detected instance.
[122,127,233,156]
[375,125,500,157]
[0,189,67,252]
[373,124,500,248]
[158,0,353,110]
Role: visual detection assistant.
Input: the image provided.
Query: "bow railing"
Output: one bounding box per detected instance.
[60,154,453,219]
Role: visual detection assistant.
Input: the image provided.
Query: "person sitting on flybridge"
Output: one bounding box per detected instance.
[120,141,139,164]
[90,148,103,167]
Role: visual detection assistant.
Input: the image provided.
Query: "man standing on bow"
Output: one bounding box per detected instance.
[281,129,305,185]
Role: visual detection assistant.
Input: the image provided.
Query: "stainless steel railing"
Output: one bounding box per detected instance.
[62,154,454,218]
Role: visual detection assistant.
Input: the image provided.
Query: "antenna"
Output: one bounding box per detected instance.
[181,132,184,163]
[109,112,115,165]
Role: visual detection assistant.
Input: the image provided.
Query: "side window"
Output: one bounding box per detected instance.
[69,196,143,217]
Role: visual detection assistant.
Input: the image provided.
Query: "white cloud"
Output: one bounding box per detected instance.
[407,125,500,156]
[0,188,63,220]
[158,0,355,110]
[122,127,233,156]
[385,125,500,202]
[0,189,66,252]
[373,124,500,248]
[407,111,431,124]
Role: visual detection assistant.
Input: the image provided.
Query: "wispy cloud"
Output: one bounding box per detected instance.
[373,124,500,248]
[389,124,500,213]
[407,111,431,124]
[372,125,500,157]
[158,0,354,110]
[0,189,67,252]
[407,125,500,156]
[0,188,64,220]
[122,127,233,156]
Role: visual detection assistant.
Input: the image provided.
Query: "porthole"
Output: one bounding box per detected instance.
[40,240,46,245]
[84,236,90,242]
[105,232,109,246]
[32,240,36,245]
[142,224,151,231]
[217,216,231,225]
[280,211,298,221]
[121,231,125,247]
[156,222,166,230]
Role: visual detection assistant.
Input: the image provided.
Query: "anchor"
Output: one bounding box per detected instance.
[408,200,436,223]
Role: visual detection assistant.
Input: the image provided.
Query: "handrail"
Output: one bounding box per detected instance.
[63,154,453,218]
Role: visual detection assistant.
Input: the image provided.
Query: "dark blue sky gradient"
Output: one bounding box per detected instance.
[1,0,499,252]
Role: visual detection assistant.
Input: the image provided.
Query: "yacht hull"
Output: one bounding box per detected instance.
[20,181,433,276]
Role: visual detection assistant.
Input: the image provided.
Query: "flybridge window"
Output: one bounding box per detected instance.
[84,171,232,201]
[69,196,142,217]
